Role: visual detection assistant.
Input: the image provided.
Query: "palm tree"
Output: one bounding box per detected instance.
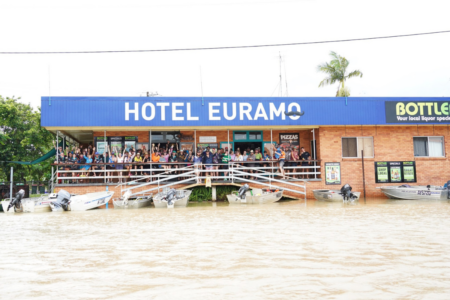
[317,51,363,97]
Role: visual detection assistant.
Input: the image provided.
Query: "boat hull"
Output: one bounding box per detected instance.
[313,189,361,202]
[380,186,444,200]
[2,201,16,213]
[227,189,284,204]
[113,196,152,209]
[23,197,52,213]
[153,190,192,208]
[50,191,114,211]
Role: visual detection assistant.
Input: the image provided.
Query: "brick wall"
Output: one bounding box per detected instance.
[318,125,450,197]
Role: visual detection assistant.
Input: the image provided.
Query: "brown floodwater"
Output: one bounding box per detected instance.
[1,198,450,299]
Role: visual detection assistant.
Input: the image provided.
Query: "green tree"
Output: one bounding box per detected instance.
[0,96,54,184]
[317,51,363,97]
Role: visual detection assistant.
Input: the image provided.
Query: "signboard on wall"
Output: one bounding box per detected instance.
[385,101,450,123]
[279,133,299,150]
[375,162,389,183]
[375,161,416,183]
[199,136,217,143]
[94,136,108,154]
[110,136,123,153]
[124,136,138,151]
[402,162,416,182]
[389,162,402,183]
[325,162,341,185]
[197,143,218,151]
[180,142,194,153]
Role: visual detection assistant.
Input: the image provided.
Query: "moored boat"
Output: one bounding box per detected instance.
[313,184,360,202]
[113,190,152,209]
[227,184,284,204]
[50,190,114,212]
[153,188,191,208]
[380,185,445,200]
[22,195,53,213]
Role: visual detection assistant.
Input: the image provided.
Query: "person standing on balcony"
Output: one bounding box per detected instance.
[300,147,311,179]
[275,146,286,179]
[291,147,299,179]
[221,149,231,180]
[247,150,256,180]
[202,150,213,178]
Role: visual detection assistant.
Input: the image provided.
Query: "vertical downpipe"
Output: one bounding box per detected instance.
[362,150,366,201]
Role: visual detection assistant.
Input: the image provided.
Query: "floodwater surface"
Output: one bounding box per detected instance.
[1,199,450,299]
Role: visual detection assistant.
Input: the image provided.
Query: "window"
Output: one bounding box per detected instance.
[234,132,247,140]
[248,131,262,140]
[413,136,444,157]
[342,137,374,158]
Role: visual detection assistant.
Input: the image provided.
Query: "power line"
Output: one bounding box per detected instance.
[0,30,449,55]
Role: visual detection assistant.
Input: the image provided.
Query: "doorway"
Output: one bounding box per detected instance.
[234,142,263,154]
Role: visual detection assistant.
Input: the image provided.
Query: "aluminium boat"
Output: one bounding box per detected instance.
[50,190,114,212]
[313,184,361,202]
[153,188,191,208]
[380,185,445,200]
[22,195,54,213]
[227,184,284,204]
[113,190,152,209]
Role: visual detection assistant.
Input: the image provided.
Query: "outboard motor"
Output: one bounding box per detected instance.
[164,189,177,206]
[340,184,356,201]
[50,190,72,211]
[447,180,450,199]
[7,189,25,212]
[238,184,250,199]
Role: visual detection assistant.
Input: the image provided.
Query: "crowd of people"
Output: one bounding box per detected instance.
[53,140,314,184]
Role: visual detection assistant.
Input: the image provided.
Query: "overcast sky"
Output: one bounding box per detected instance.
[1,0,449,108]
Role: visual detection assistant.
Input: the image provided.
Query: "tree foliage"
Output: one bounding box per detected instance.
[0,96,54,183]
[317,51,363,97]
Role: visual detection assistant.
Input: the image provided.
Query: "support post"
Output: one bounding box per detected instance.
[10,167,13,201]
[212,186,217,201]
[312,129,316,179]
[194,129,196,153]
[270,129,273,180]
[51,166,54,193]
[227,129,230,180]
[104,130,107,184]
[56,130,59,164]
[362,149,366,200]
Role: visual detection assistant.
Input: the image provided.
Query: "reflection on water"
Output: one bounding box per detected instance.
[1,199,450,299]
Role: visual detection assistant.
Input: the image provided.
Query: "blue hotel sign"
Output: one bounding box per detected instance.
[40,97,450,127]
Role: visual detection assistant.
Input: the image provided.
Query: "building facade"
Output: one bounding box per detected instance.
[41,97,450,198]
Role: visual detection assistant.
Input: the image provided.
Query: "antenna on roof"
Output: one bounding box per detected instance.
[48,65,51,106]
[200,66,204,106]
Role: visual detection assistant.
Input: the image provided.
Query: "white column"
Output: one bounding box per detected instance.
[313,129,316,179]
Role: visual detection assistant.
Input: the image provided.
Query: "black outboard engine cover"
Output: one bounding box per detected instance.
[51,190,72,211]
[447,180,450,199]
[238,184,250,199]
[7,189,25,211]
[340,184,354,200]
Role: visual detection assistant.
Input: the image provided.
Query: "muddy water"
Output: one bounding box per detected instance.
[1,199,450,299]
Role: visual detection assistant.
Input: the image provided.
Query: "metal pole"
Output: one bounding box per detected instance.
[10,167,13,201]
[270,129,273,180]
[56,130,59,164]
[194,129,196,153]
[104,130,106,184]
[227,129,230,180]
[150,130,152,182]
[362,149,366,200]
[313,129,316,179]
[51,166,54,193]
